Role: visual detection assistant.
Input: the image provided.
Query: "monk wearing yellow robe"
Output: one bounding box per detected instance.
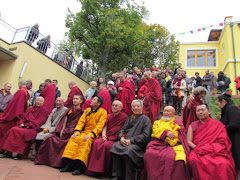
[60,96,107,175]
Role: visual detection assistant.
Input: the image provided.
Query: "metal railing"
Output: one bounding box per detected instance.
[0,18,89,82]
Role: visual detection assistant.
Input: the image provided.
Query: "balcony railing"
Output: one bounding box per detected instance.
[0,18,88,82]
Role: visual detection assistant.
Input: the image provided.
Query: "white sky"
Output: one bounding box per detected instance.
[1,0,240,45]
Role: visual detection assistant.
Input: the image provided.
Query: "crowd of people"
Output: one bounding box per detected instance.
[0,64,240,180]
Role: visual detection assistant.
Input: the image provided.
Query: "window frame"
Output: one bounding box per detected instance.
[185,47,218,69]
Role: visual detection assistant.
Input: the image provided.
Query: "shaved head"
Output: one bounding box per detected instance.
[55,97,64,108]
[112,100,123,114]
[113,100,123,108]
[68,81,76,89]
[35,96,45,108]
[162,106,175,121]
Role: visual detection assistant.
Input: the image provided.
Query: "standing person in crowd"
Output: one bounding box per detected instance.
[40,79,56,115]
[33,97,67,160]
[84,81,97,100]
[60,96,107,175]
[182,86,208,130]
[235,75,240,94]
[86,101,128,177]
[53,79,61,100]
[0,97,48,160]
[174,63,182,75]
[76,61,83,78]
[171,73,187,116]
[210,71,218,90]
[107,81,117,103]
[111,74,117,85]
[27,24,39,45]
[202,70,212,91]
[195,72,202,87]
[181,70,189,108]
[26,80,34,106]
[165,71,173,106]
[54,49,68,65]
[158,72,167,112]
[110,100,152,180]
[144,106,190,180]
[64,81,85,108]
[67,55,73,70]
[224,73,231,90]
[0,83,13,117]
[115,73,135,116]
[142,71,162,124]
[132,71,140,95]
[0,80,29,141]
[217,71,226,93]
[32,83,45,106]
[35,95,84,168]
[187,104,236,180]
[81,62,90,81]
[217,93,240,179]
[96,77,104,91]
[37,35,51,54]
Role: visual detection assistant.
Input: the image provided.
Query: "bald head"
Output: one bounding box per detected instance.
[55,97,64,109]
[162,106,175,120]
[144,71,152,80]
[35,96,45,108]
[18,80,27,88]
[68,81,76,89]
[112,100,123,115]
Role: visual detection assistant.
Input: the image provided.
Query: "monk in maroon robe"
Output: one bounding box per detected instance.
[64,81,85,108]
[182,86,207,130]
[142,71,162,124]
[40,79,56,115]
[83,83,112,114]
[35,94,84,168]
[86,100,128,177]
[0,80,29,142]
[144,106,190,180]
[187,104,236,180]
[115,73,135,116]
[0,96,48,159]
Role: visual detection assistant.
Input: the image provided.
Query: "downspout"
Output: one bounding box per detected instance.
[230,23,238,94]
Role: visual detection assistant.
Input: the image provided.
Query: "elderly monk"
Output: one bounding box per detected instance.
[0,83,13,117]
[0,80,29,141]
[60,96,107,175]
[83,83,112,114]
[40,79,56,115]
[143,71,162,124]
[87,100,128,177]
[0,97,48,160]
[35,94,84,168]
[110,99,152,180]
[115,73,135,116]
[34,97,67,157]
[64,81,85,108]
[187,104,236,180]
[144,106,190,180]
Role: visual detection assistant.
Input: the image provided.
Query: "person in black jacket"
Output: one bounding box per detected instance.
[217,93,240,179]
[195,72,202,87]
[53,80,61,107]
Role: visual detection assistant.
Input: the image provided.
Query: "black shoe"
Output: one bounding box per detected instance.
[0,153,12,158]
[13,154,22,160]
[178,112,182,116]
[72,169,81,175]
[31,156,35,161]
[59,167,69,172]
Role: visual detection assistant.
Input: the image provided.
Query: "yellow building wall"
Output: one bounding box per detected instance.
[0,40,90,99]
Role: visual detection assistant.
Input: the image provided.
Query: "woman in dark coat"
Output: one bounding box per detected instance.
[217,93,240,179]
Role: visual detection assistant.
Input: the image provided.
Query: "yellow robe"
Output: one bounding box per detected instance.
[62,107,107,166]
[152,117,186,162]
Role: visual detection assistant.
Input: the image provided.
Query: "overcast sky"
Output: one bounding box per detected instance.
[1,0,240,45]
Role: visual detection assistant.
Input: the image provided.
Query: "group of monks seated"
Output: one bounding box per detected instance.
[0,87,236,180]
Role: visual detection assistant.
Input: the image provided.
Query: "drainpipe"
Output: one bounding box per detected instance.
[230,23,238,94]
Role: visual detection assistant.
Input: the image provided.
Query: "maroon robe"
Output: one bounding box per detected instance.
[0,106,48,156]
[40,84,56,115]
[35,108,83,168]
[83,89,112,114]
[182,95,203,130]
[115,80,135,116]
[189,118,236,180]
[143,78,162,124]
[144,119,190,180]
[87,112,128,176]
[0,87,29,141]
[64,86,85,108]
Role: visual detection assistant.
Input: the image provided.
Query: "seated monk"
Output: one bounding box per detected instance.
[0,83,13,117]
[86,100,128,177]
[0,96,48,160]
[34,94,84,168]
[187,104,236,180]
[110,99,152,180]
[144,106,190,180]
[60,96,107,175]
[33,97,67,159]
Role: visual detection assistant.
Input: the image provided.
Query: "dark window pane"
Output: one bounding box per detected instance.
[197,50,205,55]
[187,56,195,66]
[197,55,205,66]
[208,50,215,54]
[187,50,195,55]
[208,55,215,66]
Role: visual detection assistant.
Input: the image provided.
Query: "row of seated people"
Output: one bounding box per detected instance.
[0,95,236,180]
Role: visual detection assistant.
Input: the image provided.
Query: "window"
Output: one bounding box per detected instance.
[187,49,216,67]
